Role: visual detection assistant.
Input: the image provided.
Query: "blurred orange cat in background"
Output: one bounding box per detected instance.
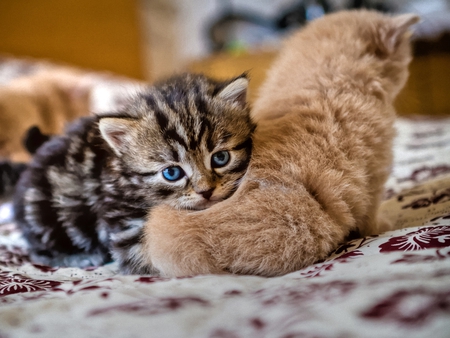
[0,67,91,162]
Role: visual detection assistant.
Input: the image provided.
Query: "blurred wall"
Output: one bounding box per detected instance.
[139,0,218,80]
[0,0,145,79]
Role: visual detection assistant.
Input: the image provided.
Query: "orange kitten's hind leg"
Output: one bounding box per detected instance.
[140,184,347,278]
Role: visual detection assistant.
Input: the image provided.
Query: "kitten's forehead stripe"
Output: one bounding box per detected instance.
[194,96,208,115]
[188,136,199,151]
[171,148,179,162]
[198,118,209,140]
[166,88,185,111]
[143,92,174,126]
[189,118,210,151]
[164,128,188,150]
[155,110,169,131]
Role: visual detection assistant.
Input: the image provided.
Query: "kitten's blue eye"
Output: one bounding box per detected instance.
[211,151,230,168]
[162,166,184,181]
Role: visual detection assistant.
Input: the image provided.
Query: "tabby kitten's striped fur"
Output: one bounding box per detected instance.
[14,73,255,273]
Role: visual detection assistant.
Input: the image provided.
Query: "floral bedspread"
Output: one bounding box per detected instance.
[0,57,450,337]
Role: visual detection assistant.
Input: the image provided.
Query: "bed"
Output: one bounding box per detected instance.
[0,57,449,338]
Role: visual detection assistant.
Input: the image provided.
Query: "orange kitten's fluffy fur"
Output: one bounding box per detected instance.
[140,10,419,277]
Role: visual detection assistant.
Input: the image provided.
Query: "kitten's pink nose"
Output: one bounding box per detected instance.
[198,188,214,200]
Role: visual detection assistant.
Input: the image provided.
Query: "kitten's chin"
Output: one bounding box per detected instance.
[173,189,238,211]
[187,199,222,211]
[180,196,229,211]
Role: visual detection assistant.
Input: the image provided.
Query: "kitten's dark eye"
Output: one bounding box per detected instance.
[211,150,230,168]
[162,166,184,181]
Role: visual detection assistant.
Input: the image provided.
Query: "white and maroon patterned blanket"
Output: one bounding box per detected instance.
[0,58,449,338]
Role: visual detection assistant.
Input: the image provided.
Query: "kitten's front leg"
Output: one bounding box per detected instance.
[138,206,224,277]
[111,226,161,275]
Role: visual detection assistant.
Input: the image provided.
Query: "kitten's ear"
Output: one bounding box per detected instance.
[217,75,249,108]
[98,117,136,157]
[381,13,420,54]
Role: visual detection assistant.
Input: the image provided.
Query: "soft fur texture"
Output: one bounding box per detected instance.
[139,10,419,277]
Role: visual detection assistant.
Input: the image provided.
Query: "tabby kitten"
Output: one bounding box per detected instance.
[138,10,419,277]
[14,73,255,273]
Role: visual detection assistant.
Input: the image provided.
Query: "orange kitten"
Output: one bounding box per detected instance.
[138,10,419,277]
